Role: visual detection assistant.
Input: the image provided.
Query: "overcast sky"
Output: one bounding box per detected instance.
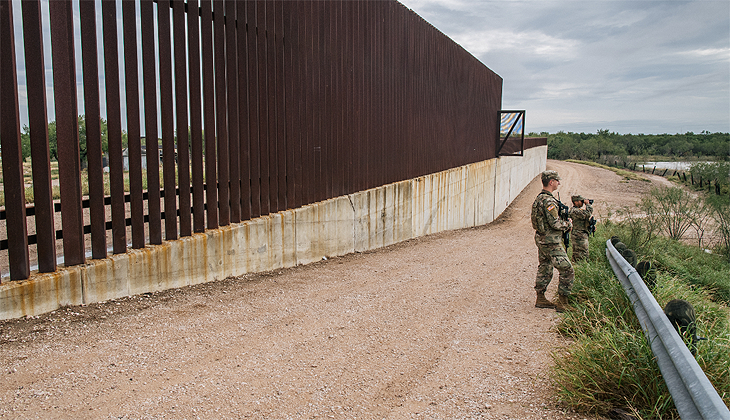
[397,0,730,135]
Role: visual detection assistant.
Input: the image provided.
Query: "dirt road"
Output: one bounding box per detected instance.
[0,160,668,419]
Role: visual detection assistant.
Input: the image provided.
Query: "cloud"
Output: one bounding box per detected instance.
[451,29,579,60]
[398,0,730,134]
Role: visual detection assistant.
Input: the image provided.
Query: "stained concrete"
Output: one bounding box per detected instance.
[0,147,546,320]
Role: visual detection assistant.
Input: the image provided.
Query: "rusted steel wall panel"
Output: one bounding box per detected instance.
[236,0,251,222]
[245,0,261,219]
[214,0,229,227]
[302,1,315,207]
[21,0,55,272]
[275,1,287,212]
[256,0,270,216]
[265,0,279,212]
[141,0,163,245]
[49,0,85,267]
[122,0,146,248]
[173,0,192,236]
[187,0,206,234]
[2,0,506,281]
[158,0,178,240]
[226,0,241,224]
[0,0,30,280]
[201,0,218,230]
[102,0,127,254]
[283,2,297,209]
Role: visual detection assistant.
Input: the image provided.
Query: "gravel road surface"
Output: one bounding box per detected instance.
[0,160,669,419]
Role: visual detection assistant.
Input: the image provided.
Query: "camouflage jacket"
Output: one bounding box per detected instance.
[569,203,593,233]
[531,190,572,244]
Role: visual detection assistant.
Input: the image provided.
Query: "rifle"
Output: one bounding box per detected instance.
[556,193,571,249]
[588,217,597,236]
[586,199,596,236]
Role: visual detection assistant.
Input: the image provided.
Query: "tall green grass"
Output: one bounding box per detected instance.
[552,224,730,419]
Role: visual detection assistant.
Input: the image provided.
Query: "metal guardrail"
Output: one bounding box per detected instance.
[605,240,730,420]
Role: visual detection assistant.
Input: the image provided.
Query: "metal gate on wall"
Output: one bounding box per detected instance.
[0,0,504,281]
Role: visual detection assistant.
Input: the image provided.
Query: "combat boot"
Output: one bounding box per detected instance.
[555,294,570,313]
[535,292,556,309]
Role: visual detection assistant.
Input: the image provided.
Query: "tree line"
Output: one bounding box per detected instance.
[531,129,730,161]
[20,116,127,164]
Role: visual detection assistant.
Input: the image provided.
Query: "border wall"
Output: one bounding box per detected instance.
[0,146,546,320]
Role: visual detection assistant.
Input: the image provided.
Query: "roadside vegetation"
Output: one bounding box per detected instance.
[551,187,730,419]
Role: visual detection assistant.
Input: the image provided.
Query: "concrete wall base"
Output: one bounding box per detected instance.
[0,147,546,320]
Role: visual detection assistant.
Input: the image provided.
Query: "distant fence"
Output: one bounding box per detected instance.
[0,0,530,281]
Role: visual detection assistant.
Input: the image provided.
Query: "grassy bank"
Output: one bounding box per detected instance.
[552,223,730,419]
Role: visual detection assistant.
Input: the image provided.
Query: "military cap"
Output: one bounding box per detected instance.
[571,195,585,202]
[541,170,561,182]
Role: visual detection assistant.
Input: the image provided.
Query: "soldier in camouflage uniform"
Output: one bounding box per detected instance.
[531,170,574,312]
[569,195,593,262]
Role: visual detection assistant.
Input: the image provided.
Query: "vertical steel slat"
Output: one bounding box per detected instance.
[370,0,379,188]
[365,0,373,191]
[321,1,332,201]
[245,0,261,218]
[172,0,191,236]
[335,0,345,197]
[283,1,296,209]
[21,0,55,272]
[236,3,251,220]
[412,12,419,178]
[322,0,331,201]
[79,1,107,259]
[200,0,218,229]
[375,1,383,189]
[140,0,162,245]
[102,0,127,254]
[275,0,287,211]
[301,1,313,207]
[304,0,319,203]
[331,0,339,198]
[122,0,146,249]
[358,0,367,193]
[265,0,279,212]
[350,1,359,193]
[287,0,301,209]
[157,0,178,240]
[333,0,343,196]
[344,0,354,195]
[236,0,251,221]
[353,1,365,191]
[187,0,205,233]
[256,0,270,215]
[49,0,85,267]
[225,0,241,223]
[296,1,307,207]
[312,1,323,202]
[213,0,230,226]
[392,4,401,182]
[390,3,399,183]
[0,0,30,280]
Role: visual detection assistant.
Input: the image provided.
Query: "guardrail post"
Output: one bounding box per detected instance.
[605,240,730,419]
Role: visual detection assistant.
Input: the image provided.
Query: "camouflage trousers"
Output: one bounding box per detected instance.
[571,231,590,262]
[534,241,574,296]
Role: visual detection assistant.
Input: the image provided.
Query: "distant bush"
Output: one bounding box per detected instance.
[539,130,730,161]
